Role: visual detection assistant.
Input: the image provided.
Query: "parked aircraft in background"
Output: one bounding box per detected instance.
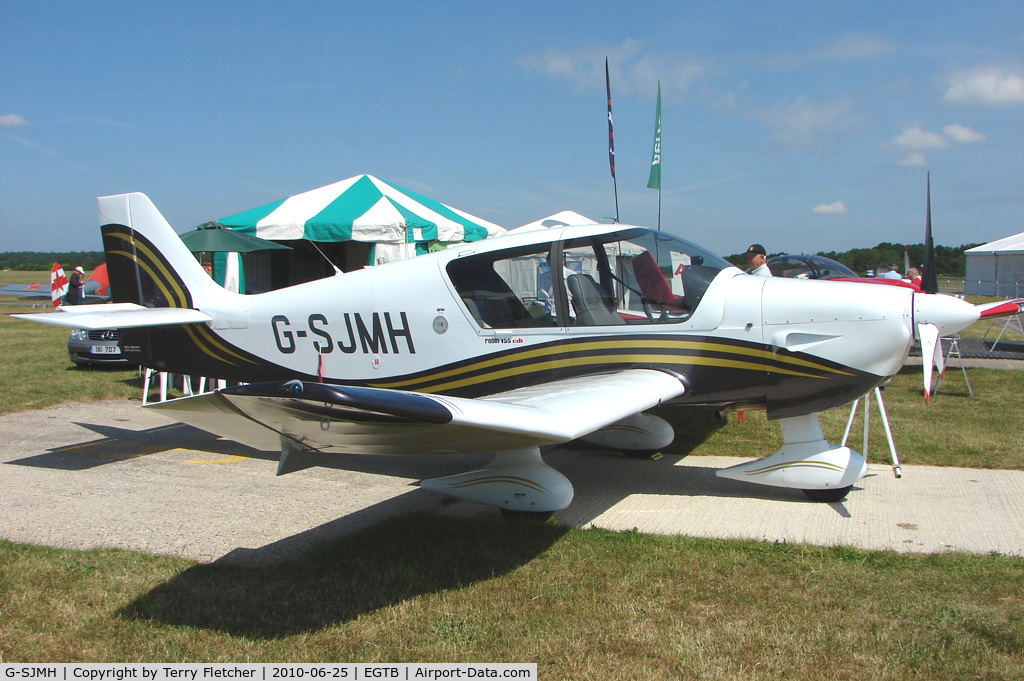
[14,193,1022,517]
[767,254,859,281]
[2,263,110,307]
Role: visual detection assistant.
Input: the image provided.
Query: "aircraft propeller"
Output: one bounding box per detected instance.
[916,172,953,403]
[913,173,1024,402]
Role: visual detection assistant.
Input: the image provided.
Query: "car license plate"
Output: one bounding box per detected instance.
[90,345,121,354]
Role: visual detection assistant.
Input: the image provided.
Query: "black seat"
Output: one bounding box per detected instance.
[567,274,624,326]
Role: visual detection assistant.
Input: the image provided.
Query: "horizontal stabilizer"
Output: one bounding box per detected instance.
[12,304,212,330]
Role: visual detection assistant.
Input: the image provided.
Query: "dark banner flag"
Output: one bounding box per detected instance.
[605,57,619,222]
[606,58,615,179]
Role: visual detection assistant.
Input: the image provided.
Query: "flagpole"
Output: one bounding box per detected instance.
[647,81,662,230]
[606,58,619,223]
[657,188,662,231]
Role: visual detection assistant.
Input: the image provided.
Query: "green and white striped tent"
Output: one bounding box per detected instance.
[219,174,506,264]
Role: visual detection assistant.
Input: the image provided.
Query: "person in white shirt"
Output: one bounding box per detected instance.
[879,264,902,280]
[745,244,773,277]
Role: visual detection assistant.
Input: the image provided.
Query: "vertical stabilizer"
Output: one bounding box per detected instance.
[98,193,231,309]
[97,193,255,377]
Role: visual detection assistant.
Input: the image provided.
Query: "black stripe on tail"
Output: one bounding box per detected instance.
[101,224,193,308]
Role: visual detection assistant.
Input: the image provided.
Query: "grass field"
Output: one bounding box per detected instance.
[2,271,1022,675]
[2,514,1022,677]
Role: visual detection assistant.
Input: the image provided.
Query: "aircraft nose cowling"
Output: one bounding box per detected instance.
[913,293,980,337]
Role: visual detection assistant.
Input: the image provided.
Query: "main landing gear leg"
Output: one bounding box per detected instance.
[421,447,574,519]
[716,413,867,502]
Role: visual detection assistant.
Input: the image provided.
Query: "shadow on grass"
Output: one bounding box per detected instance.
[119,513,567,639]
[650,404,731,455]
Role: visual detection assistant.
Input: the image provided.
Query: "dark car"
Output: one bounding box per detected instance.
[68,328,133,367]
[767,254,859,280]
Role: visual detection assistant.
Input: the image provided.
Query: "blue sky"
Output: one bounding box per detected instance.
[2,0,1022,257]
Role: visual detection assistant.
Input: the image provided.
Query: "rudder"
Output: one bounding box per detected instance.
[98,193,224,308]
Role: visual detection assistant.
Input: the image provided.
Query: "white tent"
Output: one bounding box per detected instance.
[220,174,506,265]
[964,231,1024,297]
[514,210,599,232]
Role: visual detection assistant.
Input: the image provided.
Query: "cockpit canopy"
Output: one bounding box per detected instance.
[446,227,733,329]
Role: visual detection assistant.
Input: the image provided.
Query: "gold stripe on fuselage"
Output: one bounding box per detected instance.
[107,230,257,367]
[369,337,847,394]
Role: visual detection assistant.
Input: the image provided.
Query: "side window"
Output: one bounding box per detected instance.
[562,229,731,325]
[771,257,812,279]
[562,243,623,326]
[446,245,558,329]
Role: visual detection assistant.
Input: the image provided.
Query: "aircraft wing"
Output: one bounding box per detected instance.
[1,284,51,298]
[12,304,212,329]
[149,368,688,459]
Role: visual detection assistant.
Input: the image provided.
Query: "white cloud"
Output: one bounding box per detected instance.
[770,33,897,69]
[0,114,28,127]
[519,40,708,96]
[897,152,928,167]
[944,65,1024,106]
[942,123,986,143]
[889,126,950,150]
[812,201,848,215]
[884,124,986,166]
[814,33,897,61]
[759,95,861,147]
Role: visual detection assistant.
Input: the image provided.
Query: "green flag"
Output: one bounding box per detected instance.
[647,81,662,190]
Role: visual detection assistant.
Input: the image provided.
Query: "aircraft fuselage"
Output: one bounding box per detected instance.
[121,223,916,420]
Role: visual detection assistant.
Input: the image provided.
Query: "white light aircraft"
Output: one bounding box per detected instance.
[15,193,1023,517]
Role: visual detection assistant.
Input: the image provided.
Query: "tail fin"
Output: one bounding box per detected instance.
[50,262,68,309]
[97,193,264,379]
[98,193,230,310]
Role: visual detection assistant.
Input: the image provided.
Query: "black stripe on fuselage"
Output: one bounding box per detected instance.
[365,334,865,404]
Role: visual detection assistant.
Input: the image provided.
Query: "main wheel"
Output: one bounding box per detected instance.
[621,449,662,460]
[803,486,852,503]
[500,509,555,522]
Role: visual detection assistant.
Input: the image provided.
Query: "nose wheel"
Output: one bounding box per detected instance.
[803,486,852,503]
[499,509,555,522]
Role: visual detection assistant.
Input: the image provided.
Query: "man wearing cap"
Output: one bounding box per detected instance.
[67,266,85,305]
[744,244,773,277]
[879,263,902,281]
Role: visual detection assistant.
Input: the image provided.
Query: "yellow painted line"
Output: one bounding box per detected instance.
[184,454,246,464]
[58,443,245,464]
[60,443,164,458]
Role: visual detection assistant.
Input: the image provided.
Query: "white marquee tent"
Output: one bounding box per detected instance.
[514,210,599,232]
[220,174,506,265]
[964,231,1024,297]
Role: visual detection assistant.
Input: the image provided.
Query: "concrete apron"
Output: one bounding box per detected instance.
[2,400,1022,565]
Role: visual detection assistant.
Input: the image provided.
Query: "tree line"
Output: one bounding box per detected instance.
[0,251,106,271]
[4,242,980,278]
[725,242,980,277]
